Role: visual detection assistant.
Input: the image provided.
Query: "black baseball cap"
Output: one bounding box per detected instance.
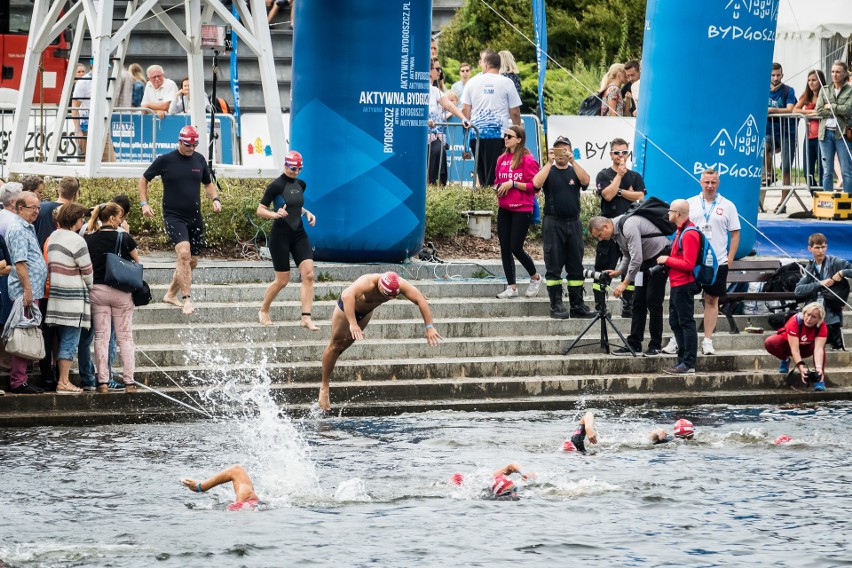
[553,136,572,147]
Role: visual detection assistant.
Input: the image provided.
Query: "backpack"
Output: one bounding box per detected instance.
[616,197,677,238]
[766,261,803,294]
[578,91,603,116]
[677,226,718,286]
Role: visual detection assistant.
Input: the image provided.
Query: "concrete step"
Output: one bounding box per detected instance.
[123,332,823,367]
[1,378,848,426]
[127,315,792,345]
[76,350,852,388]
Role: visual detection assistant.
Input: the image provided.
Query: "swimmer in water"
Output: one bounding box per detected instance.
[563,411,598,454]
[319,272,442,411]
[491,463,536,499]
[181,464,260,510]
[650,418,695,444]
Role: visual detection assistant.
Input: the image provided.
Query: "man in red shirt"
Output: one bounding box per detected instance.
[656,199,701,375]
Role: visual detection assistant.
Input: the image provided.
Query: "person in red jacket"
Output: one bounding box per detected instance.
[656,199,701,375]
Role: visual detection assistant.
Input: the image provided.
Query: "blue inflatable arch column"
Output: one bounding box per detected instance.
[289,1,432,262]
[634,0,781,258]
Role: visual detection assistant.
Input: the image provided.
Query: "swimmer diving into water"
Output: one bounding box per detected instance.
[319,272,442,411]
[181,464,260,510]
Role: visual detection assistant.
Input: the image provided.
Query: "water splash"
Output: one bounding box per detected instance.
[334,478,371,502]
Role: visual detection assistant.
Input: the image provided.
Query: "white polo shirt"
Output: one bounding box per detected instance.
[141,79,179,107]
[687,193,741,265]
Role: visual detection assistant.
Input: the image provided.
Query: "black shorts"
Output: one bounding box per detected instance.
[269,221,313,272]
[163,213,205,256]
[701,264,729,297]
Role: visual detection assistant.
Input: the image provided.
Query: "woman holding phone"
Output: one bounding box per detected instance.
[493,124,543,299]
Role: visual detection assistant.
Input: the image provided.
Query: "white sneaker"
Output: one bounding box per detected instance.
[497,286,518,299]
[702,338,716,355]
[525,277,543,297]
[661,336,678,354]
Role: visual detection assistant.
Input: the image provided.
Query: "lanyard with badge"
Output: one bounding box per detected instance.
[700,198,716,240]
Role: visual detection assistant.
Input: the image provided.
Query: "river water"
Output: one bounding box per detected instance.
[1,400,850,567]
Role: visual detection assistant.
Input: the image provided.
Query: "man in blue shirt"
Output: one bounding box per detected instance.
[764,62,797,213]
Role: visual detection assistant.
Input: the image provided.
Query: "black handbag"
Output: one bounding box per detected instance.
[132,280,152,307]
[104,232,143,293]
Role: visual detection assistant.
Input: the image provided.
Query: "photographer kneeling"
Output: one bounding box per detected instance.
[655,200,701,375]
[588,211,670,356]
[764,302,828,391]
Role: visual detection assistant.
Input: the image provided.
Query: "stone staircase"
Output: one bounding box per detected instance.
[1,259,849,426]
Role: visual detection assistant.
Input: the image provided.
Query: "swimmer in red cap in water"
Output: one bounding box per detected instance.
[319,272,442,411]
[181,465,260,510]
[563,411,598,454]
[650,418,695,444]
[491,463,536,499]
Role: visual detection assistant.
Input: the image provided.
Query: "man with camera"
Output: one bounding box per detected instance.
[655,200,701,375]
[532,136,593,318]
[594,138,646,317]
[588,212,669,357]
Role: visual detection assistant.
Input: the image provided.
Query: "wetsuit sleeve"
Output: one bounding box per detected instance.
[200,157,212,185]
[142,155,167,182]
[259,179,280,208]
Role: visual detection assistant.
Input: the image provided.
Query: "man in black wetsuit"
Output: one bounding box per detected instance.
[139,126,221,315]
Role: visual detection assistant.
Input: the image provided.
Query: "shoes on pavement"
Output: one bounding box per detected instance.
[663,363,695,375]
[701,338,716,355]
[525,277,543,297]
[497,286,519,299]
[661,337,678,354]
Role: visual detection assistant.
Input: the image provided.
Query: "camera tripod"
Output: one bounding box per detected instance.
[563,285,637,356]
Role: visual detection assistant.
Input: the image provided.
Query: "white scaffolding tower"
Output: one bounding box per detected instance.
[8,0,285,177]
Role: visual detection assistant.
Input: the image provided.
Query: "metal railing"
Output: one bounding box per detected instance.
[761,112,830,214]
[429,120,480,186]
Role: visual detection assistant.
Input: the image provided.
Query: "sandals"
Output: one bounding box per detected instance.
[56,381,83,395]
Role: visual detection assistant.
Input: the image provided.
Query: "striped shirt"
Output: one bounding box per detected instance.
[45,229,93,328]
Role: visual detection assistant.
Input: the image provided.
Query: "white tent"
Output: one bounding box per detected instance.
[774,0,852,96]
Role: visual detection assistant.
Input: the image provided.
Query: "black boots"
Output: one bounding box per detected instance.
[547,286,570,319]
[621,289,634,319]
[568,286,593,318]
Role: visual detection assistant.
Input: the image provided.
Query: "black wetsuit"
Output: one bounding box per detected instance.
[260,175,313,272]
[571,423,588,454]
[143,150,212,256]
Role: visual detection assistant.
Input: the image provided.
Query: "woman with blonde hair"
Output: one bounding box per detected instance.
[499,50,522,98]
[493,124,542,299]
[128,63,146,107]
[764,302,828,390]
[599,63,626,117]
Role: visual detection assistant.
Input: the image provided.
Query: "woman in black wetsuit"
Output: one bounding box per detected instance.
[256,150,319,330]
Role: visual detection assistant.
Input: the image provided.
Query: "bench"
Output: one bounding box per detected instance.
[718,259,800,334]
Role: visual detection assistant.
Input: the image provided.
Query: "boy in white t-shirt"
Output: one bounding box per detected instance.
[664,168,740,356]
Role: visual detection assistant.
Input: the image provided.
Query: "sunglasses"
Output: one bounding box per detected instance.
[287,165,302,172]
[181,141,198,148]
[434,67,442,72]
[503,134,517,139]
[611,150,629,156]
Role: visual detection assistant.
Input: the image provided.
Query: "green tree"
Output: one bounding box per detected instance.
[439,0,646,114]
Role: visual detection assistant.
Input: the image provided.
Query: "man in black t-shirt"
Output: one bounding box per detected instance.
[594,138,646,317]
[138,126,221,315]
[532,136,592,318]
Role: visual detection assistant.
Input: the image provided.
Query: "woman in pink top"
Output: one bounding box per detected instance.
[493,124,543,299]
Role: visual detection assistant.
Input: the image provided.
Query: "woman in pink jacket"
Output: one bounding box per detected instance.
[493,124,543,298]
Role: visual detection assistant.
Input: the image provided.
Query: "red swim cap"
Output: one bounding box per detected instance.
[285,150,303,169]
[378,272,400,297]
[178,125,199,146]
[562,439,577,452]
[774,435,793,445]
[450,473,464,486]
[673,419,694,439]
[491,474,515,497]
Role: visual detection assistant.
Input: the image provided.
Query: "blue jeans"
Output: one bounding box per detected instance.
[56,325,82,361]
[78,326,116,387]
[819,133,852,192]
[669,283,698,369]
